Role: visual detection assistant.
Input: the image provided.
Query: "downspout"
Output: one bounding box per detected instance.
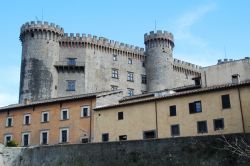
[89,99,93,142]
[154,101,158,138]
[237,87,246,135]
[204,70,207,87]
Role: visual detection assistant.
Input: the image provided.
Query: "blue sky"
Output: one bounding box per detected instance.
[0,0,250,106]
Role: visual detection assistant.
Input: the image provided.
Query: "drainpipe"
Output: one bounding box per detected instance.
[154,101,159,138]
[89,99,93,142]
[237,87,246,135]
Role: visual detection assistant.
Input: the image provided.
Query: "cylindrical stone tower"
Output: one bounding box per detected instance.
[19,21,64,103]
[144,30,175,92]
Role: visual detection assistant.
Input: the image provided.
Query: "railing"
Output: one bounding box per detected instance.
[54,61,85,67]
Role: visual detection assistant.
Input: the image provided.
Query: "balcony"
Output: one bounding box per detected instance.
[54,61,85,73]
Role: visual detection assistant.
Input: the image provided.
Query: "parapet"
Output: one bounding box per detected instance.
[20,21,64,37]
[173,58,202,70]
[144,30,174,43]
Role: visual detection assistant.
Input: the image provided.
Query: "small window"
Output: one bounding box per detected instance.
[171,124,180,136]
[112,68,119,79]
[169,105,176,116]
[221,94,231,109]
[113,55,117,61]
[4,134,13,145]
[127,72,134,82]
[66,80,76,91]
[81,138,89,143]
[6,117,13,127]
[128,58,132,64]
[232,74,240,84]
[22,132,30,146]
[111,85,118,91]
[81,106,90,117]
[23,114,31,125]
[118,112,123,120]
[142,61,145,67]
[197,121,208,133]
[67,58,76,66]
[102,133,109,142]
[127,88,134,96]
[60,128,69,143]
[119,135,127,141]
[143,130,156,139]
[141,75,147,84]
[61,109,69,120]
[214,118,224,130]
[41,112,49,123]
[40,130,49,145]
[189,101,202,114]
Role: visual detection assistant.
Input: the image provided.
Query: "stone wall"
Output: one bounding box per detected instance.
[19,134,250,166]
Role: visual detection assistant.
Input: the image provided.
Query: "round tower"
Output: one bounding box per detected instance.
[144,30,175,92]
[19,21,64,103]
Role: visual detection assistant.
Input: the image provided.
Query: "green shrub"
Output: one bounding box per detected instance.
[6,140,18,147]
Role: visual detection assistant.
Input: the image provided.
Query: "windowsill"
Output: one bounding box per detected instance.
[112,77,119,79]
[40,143,49,146]
[60,119,69,121]
[5,126,13,128]
[171,135,180,137]
[118,119,124,121]
[189,111,202,114]
[197,132,208,134]
[80,116,90,119]
[127,80,134,82]
[23,124,31,126]
[222,107,231,110]
[41,121,49,123]
[66,90,75,91]
[59,142,69,144]
[214,128,224,131]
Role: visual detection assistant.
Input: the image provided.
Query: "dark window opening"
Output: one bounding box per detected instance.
[141,75,147,84]
[171,124,180,136]
[112,69,119,79]
[102,133,109,142]
[31,33,34,38]
[189,101,202,114]
[81,138,89,143]
[7,118,12,127]
[66,80,76,91]
[61,130,68,143]
[67,58,76,66]
[23,134,29,146]
[43,113,48,122]
[197,121,208,133]
[214,119,224,130]
[143,130,156,139]
[25,115,30,125]
[42,132,48,144]
[118,112,123,120]
[62,110,68,120]
[221,94,231,109]
[169,105,176,116]
[119,135,127,141]
[83,107,89,117]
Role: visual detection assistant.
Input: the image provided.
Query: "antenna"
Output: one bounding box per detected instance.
[154,20,157,32]
[42,8,43,22]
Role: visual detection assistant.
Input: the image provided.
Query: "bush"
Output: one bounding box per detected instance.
[6,140,18,147]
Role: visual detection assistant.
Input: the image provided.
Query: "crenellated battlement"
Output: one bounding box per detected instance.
[60,33,145,55]
[144,30,174,49]
[173,58,202,70]
[173,58,201,76]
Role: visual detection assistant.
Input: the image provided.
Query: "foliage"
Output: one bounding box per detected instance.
[6,140,18,147]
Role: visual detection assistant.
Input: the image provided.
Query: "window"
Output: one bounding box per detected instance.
[40,130,49,145]
[141,75,147,84]
[41,112,49,123]
[169,105,176,116]
[128,58,132,64]
[197,121,208,133]
[60,128,69,143]
[112,68,119,79]
[142,61,145,67]
[61,109,69,120]
[81,106,90,117]
[113,55,117,61]
[81,138,89,143]
[23,114,31,125]
[189,101,202,114]
[102,133,109,142]
[67,58,76,66]
[127,88,134,96]
[214,118,224,130]
[171,124,180,136]
[127,72,134,82]
[119,135,127,141]
[22,132,30,146]
[118,112,123,120]
[66,80,76,91]
[232,74,240,84]
[111,85,118,91]
[4,134,13,145]
[221,94,231,109]
[143,130,156,139]
[6,117,13,127]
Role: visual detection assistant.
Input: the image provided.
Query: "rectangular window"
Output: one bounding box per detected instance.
[22,133,30,146]
[81,138,89,143]
[60,128,69,143]
[23,114,31,125]
[40,130,49,145]
[112,68,119,79]
[197,121,208,133]
[6,117,13,127]
[119,135,127,141]
[189,101,202,114]
[118,112,123,120]
[102,133,109,142]
[81,106,90,117]
[214,118,224,130]
[4,134,13,145]
[141,75,147,84]
[66,80,76,91]
[142,61,145,67]
[171,124,180,136]
[128,58,132,64]
[111,85,118,91]
[128,88,134,96]
[127,72,134,82]
[169,105,176,116]
[67,58,76,66]
[143,130,156,139]
[41,112,49,123]
[221,94,231,109]
[61,109,69,120]
[113,55,117,61]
